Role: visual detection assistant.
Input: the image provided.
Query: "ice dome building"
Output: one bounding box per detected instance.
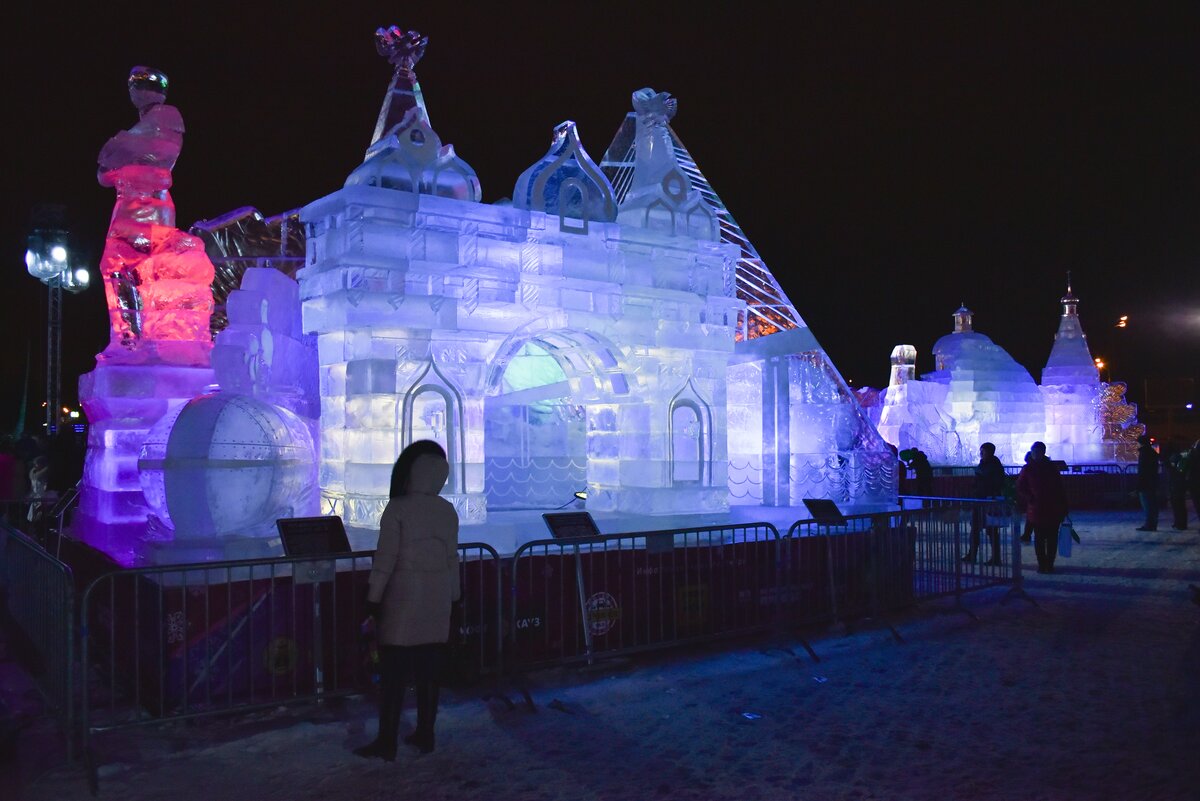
[868,285,1112,466]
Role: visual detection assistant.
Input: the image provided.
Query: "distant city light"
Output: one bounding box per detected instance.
[1187,403,1195,411]
[1115,315,1128,328]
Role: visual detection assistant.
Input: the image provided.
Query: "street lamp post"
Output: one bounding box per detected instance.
[25,205,89,435]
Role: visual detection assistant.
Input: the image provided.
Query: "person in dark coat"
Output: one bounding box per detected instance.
[1135,434,1160,532]
[912,450,934,496]
[1016,441,1069,573]
[964,442,1006,565]
[355,440,460,761]
[1164,436,1189,530]
[1189,439,1200,524]
[1018,450,1034,543]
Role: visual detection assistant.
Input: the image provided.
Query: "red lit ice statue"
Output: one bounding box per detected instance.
[77,67,216,560]
[97,66,214,363]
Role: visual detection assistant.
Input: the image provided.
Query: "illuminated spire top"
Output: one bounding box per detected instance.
[1043,274,1098,385]
[1060,271,1079,317]
[370,26,430,149]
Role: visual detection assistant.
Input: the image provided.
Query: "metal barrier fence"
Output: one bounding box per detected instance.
[507,523,782,671]
[80,541,503,785]
[16,501,1023,786]
[1,499,30,531]
[1,523,76,759]
[902,464,1139,510]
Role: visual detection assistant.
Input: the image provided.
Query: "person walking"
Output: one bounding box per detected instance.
[1164,436,1189,530]
[1135,434,1160,532]
[354,440,460,761]
[963,442,1006,565]
[1016,441,1068,574]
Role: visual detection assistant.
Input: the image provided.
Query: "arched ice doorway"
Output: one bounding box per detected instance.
[483,330,631,510]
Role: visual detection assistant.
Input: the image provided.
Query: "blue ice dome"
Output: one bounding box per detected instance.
[925,306,1045,464]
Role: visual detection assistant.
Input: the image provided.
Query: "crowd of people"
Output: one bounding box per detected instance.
[900,434,1200,573]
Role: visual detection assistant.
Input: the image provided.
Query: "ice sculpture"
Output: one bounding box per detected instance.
[345,27,480,201]
[615,89,716,240]
[77,30,901,562]
[77,68,217,563]
[96,66,215,363]
[138,393,315,541]
[863,288,1131,466]
[301,37,751,529]
[1040,278,1103,462]
[513,121,616,229]
[919,306,1045,465]
[601,92,896,507]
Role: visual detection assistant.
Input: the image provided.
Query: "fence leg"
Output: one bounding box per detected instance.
[951,518,978,621]
[1001,515,1038,607]
[573,545,594,666]
[871,524,903,644]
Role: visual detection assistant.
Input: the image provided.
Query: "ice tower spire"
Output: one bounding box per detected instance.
[1042,273,1098,384]
[370,26,430,149]
[345,27,481,201]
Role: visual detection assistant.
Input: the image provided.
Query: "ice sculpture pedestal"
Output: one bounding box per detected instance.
[77,361,214,564]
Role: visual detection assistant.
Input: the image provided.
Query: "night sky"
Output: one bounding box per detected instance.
[4,4,1198,431]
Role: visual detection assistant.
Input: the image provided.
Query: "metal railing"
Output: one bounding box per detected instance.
[507,523,782,671]
[80,541,503,784]
[901,464,1140,510]
[1,523,76,759]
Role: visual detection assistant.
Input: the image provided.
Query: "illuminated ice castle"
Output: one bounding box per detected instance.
[862,283,1138,465]
[77,29,895,561]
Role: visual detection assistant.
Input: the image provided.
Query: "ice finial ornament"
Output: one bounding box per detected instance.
[370,26,430,146]
[95,66,214,363]
[513,121,617,233]
[617,87,716,239]
[347,27,481,202]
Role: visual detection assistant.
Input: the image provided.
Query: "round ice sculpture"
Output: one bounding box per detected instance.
[139,393,315,537]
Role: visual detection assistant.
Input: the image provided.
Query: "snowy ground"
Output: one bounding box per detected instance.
[5,509,1199,800]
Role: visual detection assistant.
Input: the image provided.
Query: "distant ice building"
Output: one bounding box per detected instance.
[863,283,1126,465]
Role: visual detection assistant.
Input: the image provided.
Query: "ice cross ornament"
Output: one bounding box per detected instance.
[96,66,215,364]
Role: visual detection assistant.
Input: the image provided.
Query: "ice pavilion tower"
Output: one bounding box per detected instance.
[1039,276,1103,461]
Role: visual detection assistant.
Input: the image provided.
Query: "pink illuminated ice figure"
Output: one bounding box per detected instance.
[97,66,214,362]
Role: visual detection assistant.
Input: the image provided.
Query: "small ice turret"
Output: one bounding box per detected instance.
[889,344,917,386]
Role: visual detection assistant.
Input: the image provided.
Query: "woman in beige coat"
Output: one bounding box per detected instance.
[354,440,460,760]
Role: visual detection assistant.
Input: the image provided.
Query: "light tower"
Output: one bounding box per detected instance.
[25,204,89,434]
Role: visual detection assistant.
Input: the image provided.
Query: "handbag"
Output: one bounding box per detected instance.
[1058,516,1079,557]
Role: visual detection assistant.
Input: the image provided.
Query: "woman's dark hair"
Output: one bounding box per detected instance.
[389,440,447,498]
